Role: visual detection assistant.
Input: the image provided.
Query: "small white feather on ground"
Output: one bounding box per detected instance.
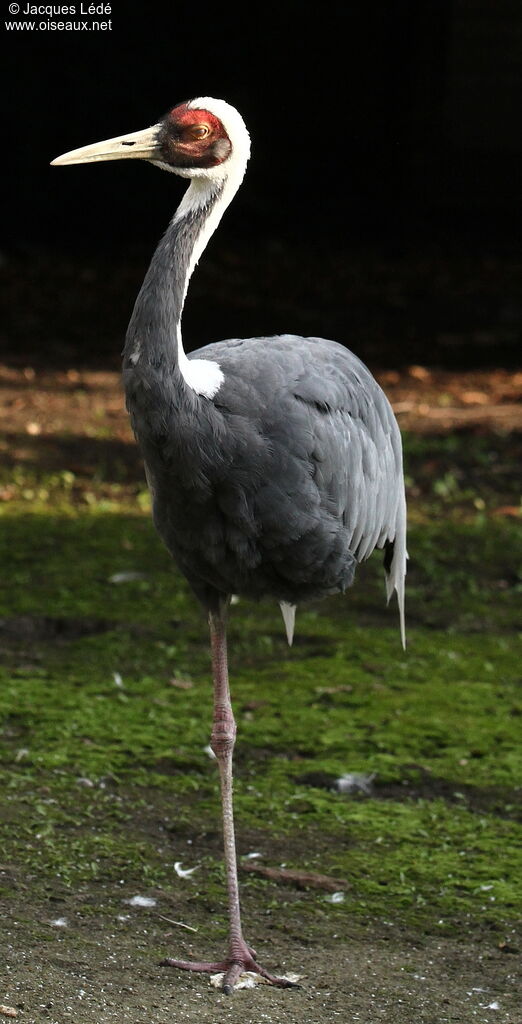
[174,861,198,878]
[210,971,303,990]
[125,895,157,907]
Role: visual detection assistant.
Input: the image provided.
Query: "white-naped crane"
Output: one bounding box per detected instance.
[52,97,406,993]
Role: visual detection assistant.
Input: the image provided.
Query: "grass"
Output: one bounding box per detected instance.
[0,428,521,943]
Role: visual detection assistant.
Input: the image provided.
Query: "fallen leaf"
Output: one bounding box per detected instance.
[408,365,431,381]
[461,390,489,405]
[492,505,522,518]
[169,677,193,689]
[241,863,349,891]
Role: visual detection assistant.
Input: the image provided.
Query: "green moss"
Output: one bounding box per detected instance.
[1,433,521,937]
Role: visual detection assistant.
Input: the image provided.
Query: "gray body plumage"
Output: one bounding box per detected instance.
[121,135,406,636]
[124,325,406,619]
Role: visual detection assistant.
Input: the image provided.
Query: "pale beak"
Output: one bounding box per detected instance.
[51,123,163,166]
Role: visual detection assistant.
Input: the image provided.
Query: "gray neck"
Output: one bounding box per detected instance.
[123,181,224,371]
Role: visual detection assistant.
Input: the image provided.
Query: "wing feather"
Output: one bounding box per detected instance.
[288,336,407,641]
[191,334,407,638]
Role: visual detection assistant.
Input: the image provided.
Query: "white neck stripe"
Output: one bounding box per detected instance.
[170,99,251,400]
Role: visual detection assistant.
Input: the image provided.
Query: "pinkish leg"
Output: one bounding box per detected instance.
[161,605,296,994]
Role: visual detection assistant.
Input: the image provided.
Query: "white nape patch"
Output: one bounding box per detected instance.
[280,602,296,646]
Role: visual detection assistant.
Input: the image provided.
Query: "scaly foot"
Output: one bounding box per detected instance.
[161,938,297,994]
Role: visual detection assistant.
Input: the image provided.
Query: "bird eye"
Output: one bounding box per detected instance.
[189,124,211,140]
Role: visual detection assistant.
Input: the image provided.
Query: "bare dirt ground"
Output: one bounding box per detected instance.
[2,810,521,1024]
[3,913,521,1024]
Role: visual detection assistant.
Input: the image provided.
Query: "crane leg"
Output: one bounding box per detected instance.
[161,604,296,993]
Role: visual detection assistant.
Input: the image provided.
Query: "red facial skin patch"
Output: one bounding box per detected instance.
[161,104,231,168]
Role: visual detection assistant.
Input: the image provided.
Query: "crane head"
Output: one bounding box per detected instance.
[51,97,251,182]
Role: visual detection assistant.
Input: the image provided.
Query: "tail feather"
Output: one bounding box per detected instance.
[384,491,407,649]
[280,601,296,646]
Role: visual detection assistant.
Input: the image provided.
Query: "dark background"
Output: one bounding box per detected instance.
[2,0,522,370]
